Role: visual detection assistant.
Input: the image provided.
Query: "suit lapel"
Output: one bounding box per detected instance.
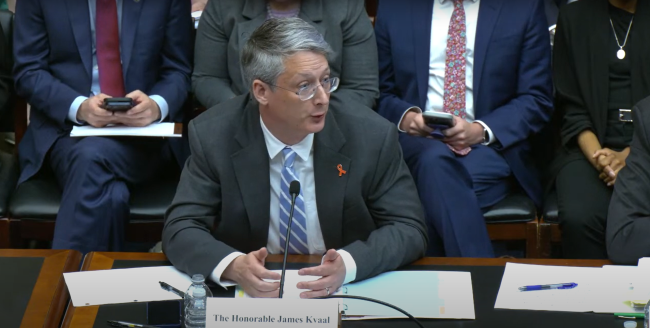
[588,1,610,141]
[121,0,144,77]
[299,0,327,41]
[237,0,267,85]
[473,0,503,111]
[66,0,92,79]
[413,1,434,109]
[314,112,349,249]
[231,101,272,249]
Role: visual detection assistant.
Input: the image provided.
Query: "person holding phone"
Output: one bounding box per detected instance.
[376,0,553,257]
[12,0,193,254]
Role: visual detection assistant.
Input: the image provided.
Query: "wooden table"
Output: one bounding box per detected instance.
[62,252,614,328]
[0,249,81,328]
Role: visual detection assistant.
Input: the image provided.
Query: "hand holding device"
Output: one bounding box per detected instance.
[77,93,115,127]
[399,111,434,137]
[103,97,134,112]
[422,111,454,129]
[422,112,454,139]
[112,90,162,127]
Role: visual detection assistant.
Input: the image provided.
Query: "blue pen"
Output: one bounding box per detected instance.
[518,283,578,291]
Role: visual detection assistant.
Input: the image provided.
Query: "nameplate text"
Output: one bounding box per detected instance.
[206,298,338,328]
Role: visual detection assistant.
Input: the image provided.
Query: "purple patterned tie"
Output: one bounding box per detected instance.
[444,0,471,156]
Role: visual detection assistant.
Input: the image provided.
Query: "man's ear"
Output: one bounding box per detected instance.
[252,79,270,105]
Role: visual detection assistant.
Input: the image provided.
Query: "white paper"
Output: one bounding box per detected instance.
[234,270,321,300]
[236,270,474,320]
[638,257,650,270]
[63,266,192,306]
[494,263,602,312]
[70,122,181,138]
[206,298,339,328]
[495,263,650,313]
[592,265,647,313]
[336,271,474,320]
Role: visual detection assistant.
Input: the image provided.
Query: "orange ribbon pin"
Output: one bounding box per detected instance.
[337,164,347,177]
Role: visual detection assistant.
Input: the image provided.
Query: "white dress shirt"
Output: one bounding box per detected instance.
[398,0,495,144]
[67,0,169,125]
[210,116,357,288]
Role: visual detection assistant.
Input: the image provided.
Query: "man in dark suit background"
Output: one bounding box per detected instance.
[13,0,193,254]
[376,0,553,257]
[607,96,650,264]
[0,11,11,135]
[163,17,427,298]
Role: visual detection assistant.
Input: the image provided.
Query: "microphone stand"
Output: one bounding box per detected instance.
[279,181,300,298]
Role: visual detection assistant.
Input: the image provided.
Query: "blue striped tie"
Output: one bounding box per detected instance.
[279,147,309,254]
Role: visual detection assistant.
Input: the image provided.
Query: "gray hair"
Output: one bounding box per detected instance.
[241,17,332,92]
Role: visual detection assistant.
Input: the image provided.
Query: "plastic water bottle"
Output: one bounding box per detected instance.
[184,274,213,328]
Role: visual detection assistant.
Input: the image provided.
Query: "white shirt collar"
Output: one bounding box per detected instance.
[260,116,313,162]
[439,0,478,3]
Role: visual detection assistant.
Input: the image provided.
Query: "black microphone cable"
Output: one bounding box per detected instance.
[317,294,425,328]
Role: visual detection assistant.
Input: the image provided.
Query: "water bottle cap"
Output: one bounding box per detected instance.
[191,274,205,283]
[624,320,637,328]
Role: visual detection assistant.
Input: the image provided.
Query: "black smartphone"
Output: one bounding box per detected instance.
[422,111,454,129]
[147,300,182,328]
[103,97,133,112]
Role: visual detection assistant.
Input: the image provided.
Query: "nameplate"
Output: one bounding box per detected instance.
[206,298,339,328]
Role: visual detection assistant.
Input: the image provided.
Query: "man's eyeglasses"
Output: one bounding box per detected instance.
[264,77,339,101]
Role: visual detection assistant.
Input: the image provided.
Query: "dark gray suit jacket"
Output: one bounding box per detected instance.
[607,96,650,264]
[192,0,378,110]
[163,95,427,282]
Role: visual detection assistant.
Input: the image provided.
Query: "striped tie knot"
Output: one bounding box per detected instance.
[282,147,297,168]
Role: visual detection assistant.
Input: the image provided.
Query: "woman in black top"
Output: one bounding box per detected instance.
[552,0,650,259]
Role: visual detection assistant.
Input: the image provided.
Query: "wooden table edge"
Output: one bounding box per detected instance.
[59,253,613,328]
[15,250,81,328]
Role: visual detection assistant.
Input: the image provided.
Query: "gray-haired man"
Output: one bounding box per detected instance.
[163,18,427,298]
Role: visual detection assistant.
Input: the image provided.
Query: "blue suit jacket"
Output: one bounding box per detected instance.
[13,0,193,184]
[375,0,553,206]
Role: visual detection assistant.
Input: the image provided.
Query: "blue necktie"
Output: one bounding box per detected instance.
[279,147,309,254]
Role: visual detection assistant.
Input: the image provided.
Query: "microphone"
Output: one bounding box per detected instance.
[279,180,301,299]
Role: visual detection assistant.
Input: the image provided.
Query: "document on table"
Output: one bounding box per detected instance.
[592,265,648,313]
[494,263,601,312]
[70,122,182,138]
[638,257,650,270]
[337,271,474,320]
[236,270,475,320]
[494,262,650,313]
[63,266,192,306]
